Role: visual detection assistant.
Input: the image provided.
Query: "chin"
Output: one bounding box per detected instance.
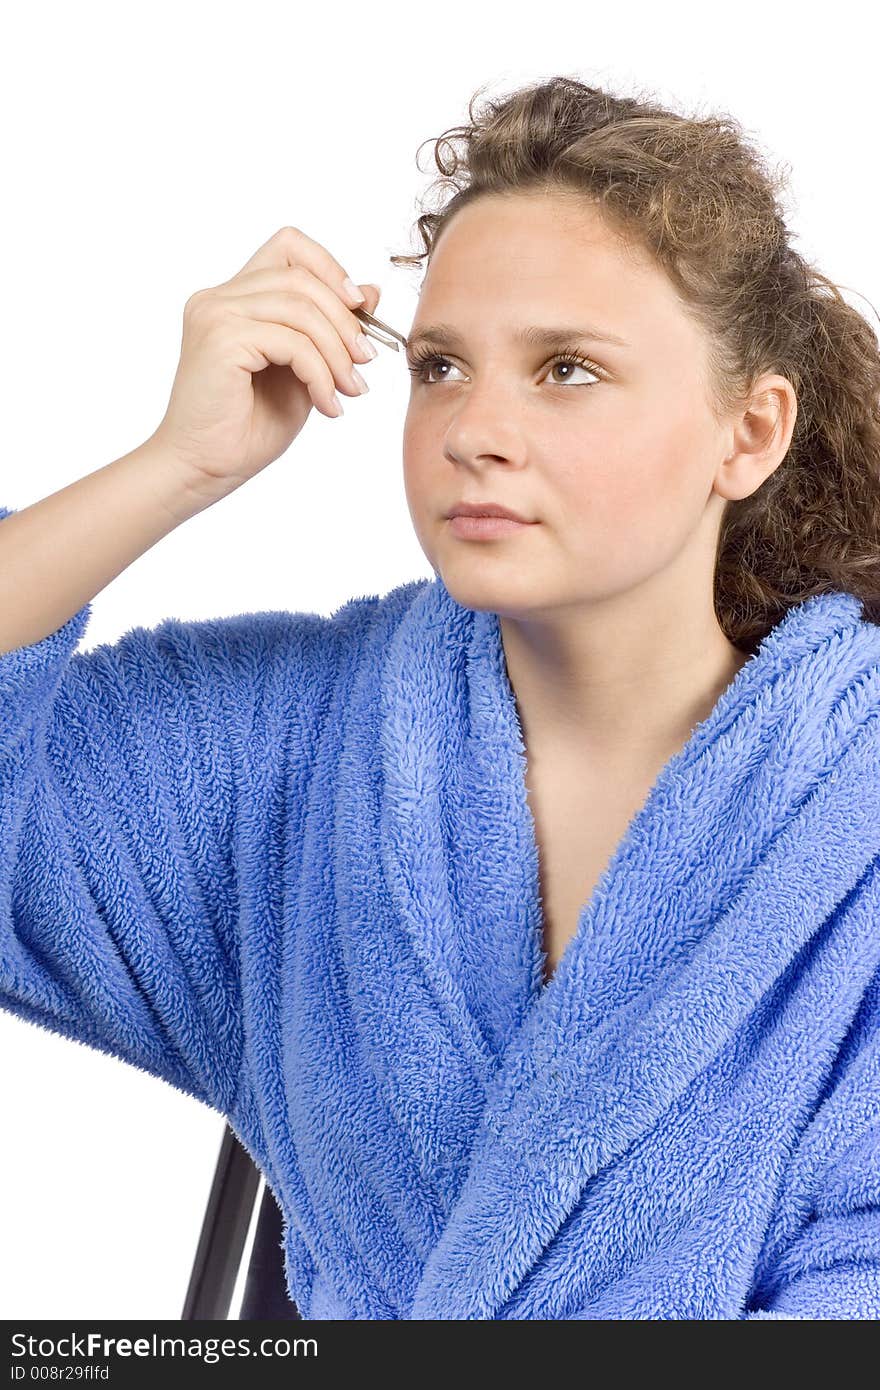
[434,557,552,617]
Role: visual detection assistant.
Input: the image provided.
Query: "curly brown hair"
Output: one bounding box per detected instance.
[389,75,880,652]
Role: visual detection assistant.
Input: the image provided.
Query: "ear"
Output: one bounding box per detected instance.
[714,373,798,502]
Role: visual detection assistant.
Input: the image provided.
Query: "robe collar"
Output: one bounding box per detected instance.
[376,578,880,1318]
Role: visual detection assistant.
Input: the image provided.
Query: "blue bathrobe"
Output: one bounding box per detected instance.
[2,501,879,1319]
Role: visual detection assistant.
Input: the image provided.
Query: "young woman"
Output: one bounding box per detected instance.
[2,75,879,1320]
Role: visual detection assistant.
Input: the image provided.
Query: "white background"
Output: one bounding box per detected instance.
[1,0,877,1321]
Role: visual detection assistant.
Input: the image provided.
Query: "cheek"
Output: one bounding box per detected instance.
[401,436,428,517]
[401,421,440,558]
[553,441,661,530]
[559,403,713,559]
[401,407,444,488]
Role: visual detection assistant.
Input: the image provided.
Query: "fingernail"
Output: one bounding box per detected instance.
[343,277,365,305]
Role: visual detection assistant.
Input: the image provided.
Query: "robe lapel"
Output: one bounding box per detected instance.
[411,712,880,1317]
[380,578,880,1318]
[378,581,545,1073]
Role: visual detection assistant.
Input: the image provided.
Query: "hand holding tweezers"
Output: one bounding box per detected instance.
[352,306,408,353]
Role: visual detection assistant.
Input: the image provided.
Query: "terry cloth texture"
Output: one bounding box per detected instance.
[2,501,880,1319]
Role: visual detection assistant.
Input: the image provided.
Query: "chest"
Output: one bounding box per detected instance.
[524,755,663,985]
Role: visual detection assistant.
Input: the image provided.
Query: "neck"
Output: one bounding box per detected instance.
[498,586,749,769]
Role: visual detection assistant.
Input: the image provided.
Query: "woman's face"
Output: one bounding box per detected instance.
[401,191,737,619]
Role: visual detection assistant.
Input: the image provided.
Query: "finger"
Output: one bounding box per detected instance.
[225,263,378,367]
[359,283,382,312]
[237,320,345,419]
[229,290,369,400]
[357,286,383,324]
[232,225,366,309]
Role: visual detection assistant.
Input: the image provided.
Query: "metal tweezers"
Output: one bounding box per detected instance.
[353,305,408,353]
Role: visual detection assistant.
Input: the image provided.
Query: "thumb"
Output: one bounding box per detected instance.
[359,282,382,313]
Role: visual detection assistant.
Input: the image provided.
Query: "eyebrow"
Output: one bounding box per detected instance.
[405,321,631,355]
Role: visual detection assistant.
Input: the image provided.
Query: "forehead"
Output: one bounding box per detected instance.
[412,192,692,349]
[424,191,650,277]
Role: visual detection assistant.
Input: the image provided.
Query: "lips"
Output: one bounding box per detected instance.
[446,502,534,524]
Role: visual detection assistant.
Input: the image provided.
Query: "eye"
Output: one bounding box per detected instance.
[546,353,604,386]
[406,349,605,388]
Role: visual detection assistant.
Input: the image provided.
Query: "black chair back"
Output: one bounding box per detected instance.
[182,1124,301,1320]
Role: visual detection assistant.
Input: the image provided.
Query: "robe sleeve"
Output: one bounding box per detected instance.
[0,504,330,1118]
[742,966,880,1320]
